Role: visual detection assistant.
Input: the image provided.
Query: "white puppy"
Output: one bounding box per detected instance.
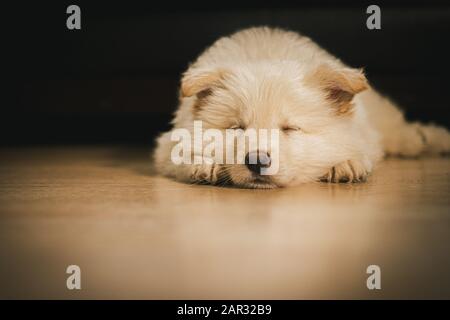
[154,27,450,188]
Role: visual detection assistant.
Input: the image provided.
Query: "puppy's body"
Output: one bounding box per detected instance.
[155,27,450,188]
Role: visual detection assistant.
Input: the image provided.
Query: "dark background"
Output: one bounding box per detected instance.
[5,0,450,146]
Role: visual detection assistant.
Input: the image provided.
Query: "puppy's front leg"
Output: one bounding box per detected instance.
[320,159,372,183]
[158,155,223,185]
[154,132,225,185]
[166,159,226,185]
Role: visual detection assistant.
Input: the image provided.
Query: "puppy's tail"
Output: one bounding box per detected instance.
[360,88,450,157]
[414,122,450,156]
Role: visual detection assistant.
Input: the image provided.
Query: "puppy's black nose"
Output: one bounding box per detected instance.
[245,151,271,174]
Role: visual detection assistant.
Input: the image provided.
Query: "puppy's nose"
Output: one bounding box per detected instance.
[245,150,271,174]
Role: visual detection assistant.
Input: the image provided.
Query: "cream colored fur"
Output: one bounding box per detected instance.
[154,27,450,188]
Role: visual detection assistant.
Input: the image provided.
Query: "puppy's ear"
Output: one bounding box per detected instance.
[305,63,368,114]
[180,67,228,98]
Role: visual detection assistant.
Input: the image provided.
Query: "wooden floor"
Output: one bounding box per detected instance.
[0,146,449,299]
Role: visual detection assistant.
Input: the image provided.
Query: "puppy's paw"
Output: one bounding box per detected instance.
[320,159,370,183]
[189,156,226,185]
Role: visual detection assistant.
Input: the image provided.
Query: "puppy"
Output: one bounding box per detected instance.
[154,27,450,188]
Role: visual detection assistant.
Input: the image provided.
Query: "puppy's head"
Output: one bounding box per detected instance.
[181,61,368,188]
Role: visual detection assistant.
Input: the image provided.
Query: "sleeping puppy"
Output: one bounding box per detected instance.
[154,27,450,188]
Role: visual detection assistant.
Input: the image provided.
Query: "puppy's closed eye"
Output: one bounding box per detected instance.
[229,124,246,130]
[281,125,302,133]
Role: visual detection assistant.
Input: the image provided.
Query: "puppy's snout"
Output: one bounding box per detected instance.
[245,150,271,174]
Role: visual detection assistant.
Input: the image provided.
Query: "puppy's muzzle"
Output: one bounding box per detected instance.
[245,150,271,175]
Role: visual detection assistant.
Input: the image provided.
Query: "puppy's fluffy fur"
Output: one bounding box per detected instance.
[154,27,450,188]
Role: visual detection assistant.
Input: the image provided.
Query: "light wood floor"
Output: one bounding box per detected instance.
[0,146,449,299]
